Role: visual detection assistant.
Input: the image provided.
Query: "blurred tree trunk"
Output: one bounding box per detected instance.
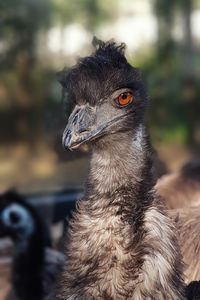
[154,0,175,62]
[181,0,199,150]
[15,52,32,108]
[154,0,199,150]
[15,50,35,146]
[182,0,194,77]
[0,0,51,149]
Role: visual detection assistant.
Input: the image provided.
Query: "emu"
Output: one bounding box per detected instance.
[170,205,200,283]
[56,39,186,299]
[156,160,200,209]
[0,190,64,300]
[155,160,200,284]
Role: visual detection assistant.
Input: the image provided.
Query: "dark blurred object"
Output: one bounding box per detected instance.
[28,188,81,224]
[155,160,200,209]
[152,149,168,180]
[182,77,200,151]
[186,281,200,300]
[0,190,65,300]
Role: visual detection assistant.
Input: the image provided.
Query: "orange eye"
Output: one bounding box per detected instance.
[116,92,133,107]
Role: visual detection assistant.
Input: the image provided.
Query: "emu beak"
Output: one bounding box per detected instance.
[62,103,127,150]
[62,105,101,150]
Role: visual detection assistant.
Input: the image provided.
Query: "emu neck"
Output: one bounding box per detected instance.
[89,124,154,200]
[59,125,186,299]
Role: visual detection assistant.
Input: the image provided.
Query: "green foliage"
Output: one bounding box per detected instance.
[0,0,52,68]
[52,0,117,30]
[0,0,199,149]
[136,47,200,148]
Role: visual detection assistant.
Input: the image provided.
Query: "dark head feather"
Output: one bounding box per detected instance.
[92,36,127,63]
[57,38,143,107]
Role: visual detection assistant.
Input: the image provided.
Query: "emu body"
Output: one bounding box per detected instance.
[170,206,200,283]
[57,39,186,300]
[156,160,200,209]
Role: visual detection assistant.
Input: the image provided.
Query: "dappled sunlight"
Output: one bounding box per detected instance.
[0,143,88,193]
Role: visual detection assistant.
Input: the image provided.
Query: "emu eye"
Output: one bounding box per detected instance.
[116,92,133,107]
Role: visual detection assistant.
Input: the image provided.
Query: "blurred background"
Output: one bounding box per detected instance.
[0,0,200,194]
[0,0,200,298]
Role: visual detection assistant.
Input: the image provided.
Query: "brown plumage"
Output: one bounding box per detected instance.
[155,160,200,209]
[169,206,200,284]
[156,160,200,287]
[55,39,187,299]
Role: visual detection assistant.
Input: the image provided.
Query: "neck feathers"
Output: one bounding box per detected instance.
[58,125,186,300]
[89,125,154,195]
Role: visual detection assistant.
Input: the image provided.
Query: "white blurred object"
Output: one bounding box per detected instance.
[47,24,91,55]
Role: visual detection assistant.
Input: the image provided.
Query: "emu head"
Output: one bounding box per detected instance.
[58,38,147,150]
[0,190,35,240]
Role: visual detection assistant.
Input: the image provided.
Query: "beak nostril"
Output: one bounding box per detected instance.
[77,126,89,134]
[62,128,72,148]
[72,114,78,125]
[63,105,96,149]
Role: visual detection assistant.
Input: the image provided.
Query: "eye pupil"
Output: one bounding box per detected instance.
[121,94,127,100]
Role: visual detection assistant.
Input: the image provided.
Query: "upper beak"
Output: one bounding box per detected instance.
[62,105,98,150]
[62,104,128,150]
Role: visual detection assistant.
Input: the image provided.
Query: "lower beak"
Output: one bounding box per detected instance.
[63,123,108,150]
[62,128,91,150]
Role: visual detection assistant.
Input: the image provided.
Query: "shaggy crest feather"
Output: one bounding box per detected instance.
[92,36,127,61]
